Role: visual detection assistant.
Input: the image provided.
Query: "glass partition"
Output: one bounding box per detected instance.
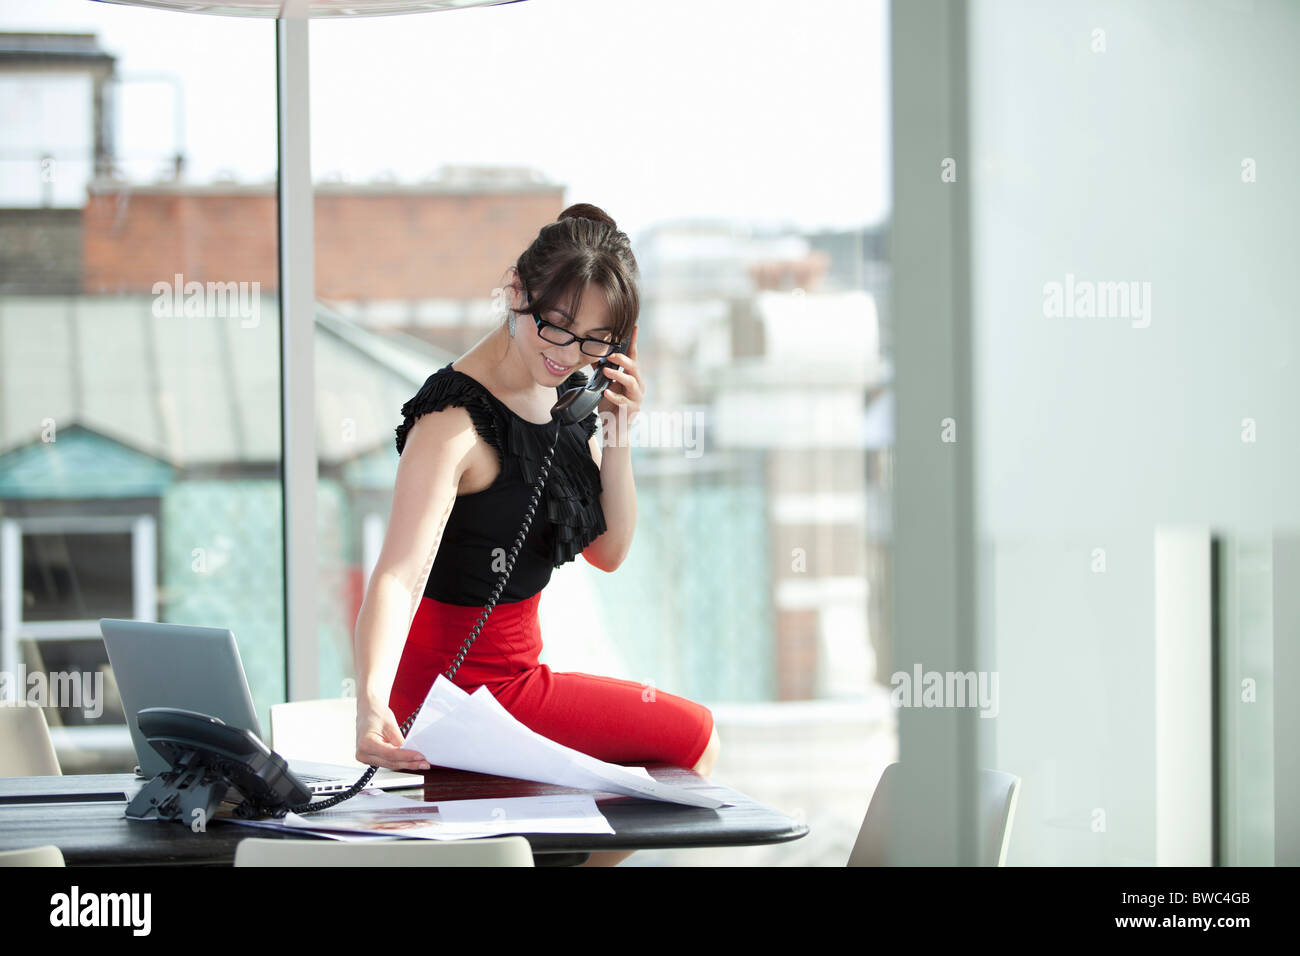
[308,0,892,865]
[0,4,281,769]
[963,0,1300,866]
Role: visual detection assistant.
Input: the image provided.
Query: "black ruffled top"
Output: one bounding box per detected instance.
[394,362,606,606]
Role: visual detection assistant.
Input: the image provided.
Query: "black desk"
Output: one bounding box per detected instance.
[0,767,807,866]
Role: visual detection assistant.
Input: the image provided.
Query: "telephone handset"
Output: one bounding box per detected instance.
[551,335,630,425]
[127,333,635,822]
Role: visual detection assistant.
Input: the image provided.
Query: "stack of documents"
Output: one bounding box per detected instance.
[229,789,617,841]
[402,676,727,810]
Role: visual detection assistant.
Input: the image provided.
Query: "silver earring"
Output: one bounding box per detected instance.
[509,312,516,337]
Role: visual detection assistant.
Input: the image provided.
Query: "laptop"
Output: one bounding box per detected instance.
[99,618,424,795]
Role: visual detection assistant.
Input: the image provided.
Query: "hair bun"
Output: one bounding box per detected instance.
[558,203,617,230]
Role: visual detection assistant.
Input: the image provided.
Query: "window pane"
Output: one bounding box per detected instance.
[0,6,280,772]
[310,0,891,865]
[21,532,134,621]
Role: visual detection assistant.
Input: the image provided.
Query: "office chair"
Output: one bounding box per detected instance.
[0,844,66,867]
[234,835,535,867]
[0,703,63,777]
[848,761,1021,866]
[269,697,358,765]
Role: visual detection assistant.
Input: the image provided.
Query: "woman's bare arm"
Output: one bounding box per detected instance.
[352,405,478,769]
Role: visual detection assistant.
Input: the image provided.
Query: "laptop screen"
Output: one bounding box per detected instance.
[99,619,263,777]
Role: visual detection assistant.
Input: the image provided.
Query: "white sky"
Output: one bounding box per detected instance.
[1,0,890,240]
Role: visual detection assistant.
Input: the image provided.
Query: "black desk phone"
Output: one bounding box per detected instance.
[124,707,312,823]
[127,335,630,823]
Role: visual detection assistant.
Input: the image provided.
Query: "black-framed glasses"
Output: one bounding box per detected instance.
[521,278,618,357]
[532,315,617,357]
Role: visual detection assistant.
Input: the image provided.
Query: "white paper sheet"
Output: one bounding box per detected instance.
[223,788,614,841]
[402,676,727,810]
[222,816,400,842]
[216,791,407,841]
[281,792,614,840]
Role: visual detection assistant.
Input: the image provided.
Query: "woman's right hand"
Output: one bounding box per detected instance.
[355,699,431,772]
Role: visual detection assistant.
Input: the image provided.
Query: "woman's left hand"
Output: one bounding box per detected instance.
[596,325,643,435]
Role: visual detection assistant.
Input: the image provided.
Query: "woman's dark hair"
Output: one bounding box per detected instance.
[505,203,640,349]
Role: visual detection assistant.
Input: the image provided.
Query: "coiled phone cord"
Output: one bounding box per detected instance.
[272,417,564,818]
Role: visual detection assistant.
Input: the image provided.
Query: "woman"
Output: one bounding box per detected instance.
[352,204,720,866]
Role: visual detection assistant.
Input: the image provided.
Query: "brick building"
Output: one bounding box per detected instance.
[80,173,565,302]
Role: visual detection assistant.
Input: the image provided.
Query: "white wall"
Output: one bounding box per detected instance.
[971,0,1300,534]
[967,0,1300,864]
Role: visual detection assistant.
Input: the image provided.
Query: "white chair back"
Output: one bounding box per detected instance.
[0,703,62,777]
[849,761,1021,866]
[0,844,66,867]
[234,835,535,867]
[269,697,358,765]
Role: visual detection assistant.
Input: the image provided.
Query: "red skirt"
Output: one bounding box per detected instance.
[388,591,715,770]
